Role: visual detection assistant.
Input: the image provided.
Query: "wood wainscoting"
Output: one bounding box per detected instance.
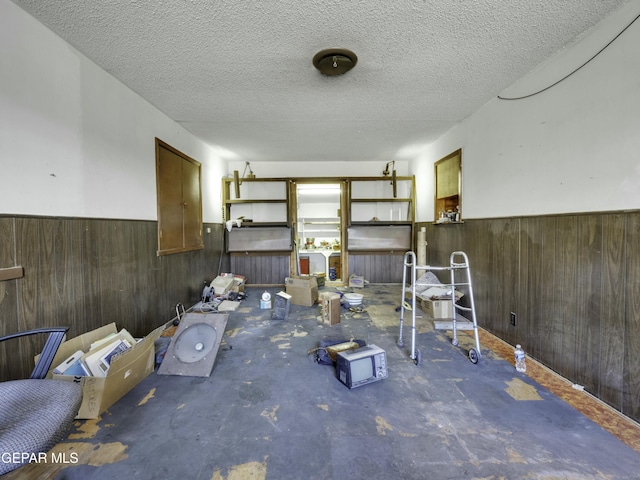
[418,211,640,424]
[228,252,407,286]
[0,216,223,381]
[348,252,406,284]
[229,253,291,285]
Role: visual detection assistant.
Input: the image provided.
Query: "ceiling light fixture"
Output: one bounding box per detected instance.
[313,48,358,76]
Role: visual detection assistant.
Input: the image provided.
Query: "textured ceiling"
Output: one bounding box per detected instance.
[11,0,631,164]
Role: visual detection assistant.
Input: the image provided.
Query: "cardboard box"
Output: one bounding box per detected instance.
[348,274,365,288]
[82,333,134,377]
[231,274,246,293]
[46,322,163,419]
[319,292,341,325]
[285,275,318,306]
[420,298,453,319]
[417,288,465,319]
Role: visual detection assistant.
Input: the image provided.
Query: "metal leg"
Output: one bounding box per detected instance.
[450,251,482,363]
[409,251,417,362]
[398,251,418,361]
[174,303,186,326]
[449,260,459,347]
[397,252,409,348]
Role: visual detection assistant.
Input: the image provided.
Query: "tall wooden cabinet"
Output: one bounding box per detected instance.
[156,139,203,256]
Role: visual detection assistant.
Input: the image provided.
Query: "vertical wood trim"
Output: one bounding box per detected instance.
[623,213,640,419]
[82,219,103,333]
[554,216,578,380]
[288,180,298,277]
[599,214,626,408]
[0,218,18,380]
[538,217,556,364]
[506,218,520,346]
[574,214,603,394]
[14,217,39,376]
[521,217,542,359]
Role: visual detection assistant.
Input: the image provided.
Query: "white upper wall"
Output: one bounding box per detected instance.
[0,1,226,222]
[413,1,640,221]
[4,0,639,225]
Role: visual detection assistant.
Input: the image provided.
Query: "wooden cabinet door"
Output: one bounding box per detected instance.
[182,158,203,250]
[156,139,203,255]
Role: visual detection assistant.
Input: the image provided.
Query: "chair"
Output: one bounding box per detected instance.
[0,327,83,475]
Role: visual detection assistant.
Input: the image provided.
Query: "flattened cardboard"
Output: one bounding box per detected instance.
[47,323,163,419]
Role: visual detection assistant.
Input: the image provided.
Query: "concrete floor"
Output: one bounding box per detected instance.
[10,285,640,479]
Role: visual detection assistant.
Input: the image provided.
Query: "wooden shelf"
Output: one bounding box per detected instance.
[433,221,464,225]
[0,266,24,281]
[351,198,412,203]
[236,222,289,227]
[225,199,286,205]
[351,221,412,225]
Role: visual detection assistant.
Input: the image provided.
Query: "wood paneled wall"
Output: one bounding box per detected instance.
[10,212,636,421]
[0,216,223,381]
[228,252,406,285]
[349,253,406,284]
[229,253,291,285]
[419,211,640,423]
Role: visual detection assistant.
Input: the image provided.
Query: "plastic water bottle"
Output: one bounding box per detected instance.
[514,344,526,373]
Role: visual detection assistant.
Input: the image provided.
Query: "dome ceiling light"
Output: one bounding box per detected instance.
[312,48,358,76]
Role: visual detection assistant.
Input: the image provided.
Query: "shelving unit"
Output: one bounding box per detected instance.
[222,178,289,226]
[221,175,416,283]
[348,177,416,252]
[222,178,292,254]
[299,218,340,242]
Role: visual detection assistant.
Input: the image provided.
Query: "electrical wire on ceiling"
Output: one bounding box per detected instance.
[498,11,640,101]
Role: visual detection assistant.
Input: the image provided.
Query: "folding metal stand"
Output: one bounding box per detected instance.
[398,251,481,365]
